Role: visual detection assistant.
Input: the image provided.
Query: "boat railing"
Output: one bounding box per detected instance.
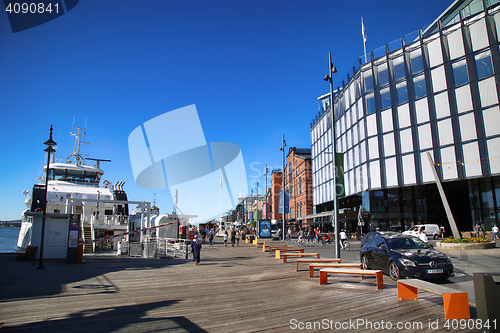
[128,238,190,259]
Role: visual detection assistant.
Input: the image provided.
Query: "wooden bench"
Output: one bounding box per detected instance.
[295,258,341,272]
[267,246,295,253]
[319,268,383,290]
[309,263,362,278]
[283,253,320,263]
[15,246,38,261]
[275,248,304,259]
[255,241,265,248]
[397,279,470,320]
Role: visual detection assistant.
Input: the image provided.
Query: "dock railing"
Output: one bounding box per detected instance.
[128,238,190,259]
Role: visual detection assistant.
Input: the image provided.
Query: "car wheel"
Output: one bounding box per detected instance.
[434,234,439,240]
[389,261,400,281]
[361,255,369,270]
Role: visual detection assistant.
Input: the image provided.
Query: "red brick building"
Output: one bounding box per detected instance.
[283,147,313,230]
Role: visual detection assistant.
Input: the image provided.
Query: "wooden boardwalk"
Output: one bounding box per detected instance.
[0,241,477,332]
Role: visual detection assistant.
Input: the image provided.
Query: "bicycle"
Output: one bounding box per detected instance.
[341,239,350,251]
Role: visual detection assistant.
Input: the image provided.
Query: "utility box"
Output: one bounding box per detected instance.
[473,273,500,333]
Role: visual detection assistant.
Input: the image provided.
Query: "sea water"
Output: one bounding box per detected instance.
[0,227,20,253]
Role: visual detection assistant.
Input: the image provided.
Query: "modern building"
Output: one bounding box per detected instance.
[283,148,314,230]
[311,0,500,234]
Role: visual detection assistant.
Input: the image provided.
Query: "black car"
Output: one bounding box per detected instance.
[360,234,453,281]
[360,231,400,247]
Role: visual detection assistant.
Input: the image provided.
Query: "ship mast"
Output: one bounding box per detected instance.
[66,120,89,165]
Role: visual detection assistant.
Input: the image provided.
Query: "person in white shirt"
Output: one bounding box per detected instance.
[339,230,348,249]
[418,229,428,243]
[492,225,499,241]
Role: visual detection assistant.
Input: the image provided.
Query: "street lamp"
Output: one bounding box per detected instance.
[324,52,340,259]
[37,125,57,269]
[279,135,286,241]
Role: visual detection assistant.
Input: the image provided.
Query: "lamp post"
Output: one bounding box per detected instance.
[323,52,340,259]
[37,125,57,269]
[280,135,286,241]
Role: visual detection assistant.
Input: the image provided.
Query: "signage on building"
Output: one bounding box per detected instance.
[278,189,289,213]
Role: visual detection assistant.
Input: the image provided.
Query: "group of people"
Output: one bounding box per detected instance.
[222,229,242,247]
[474,223,500,240]
[191,227,247,265]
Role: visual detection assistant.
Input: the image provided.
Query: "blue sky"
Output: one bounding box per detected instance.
[0,0,451,221]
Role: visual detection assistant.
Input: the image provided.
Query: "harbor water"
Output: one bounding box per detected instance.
[0,227,20,253]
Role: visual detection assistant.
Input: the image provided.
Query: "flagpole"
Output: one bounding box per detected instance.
[362,17,367,63]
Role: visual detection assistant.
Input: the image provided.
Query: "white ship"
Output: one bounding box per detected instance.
[16,125,132,254]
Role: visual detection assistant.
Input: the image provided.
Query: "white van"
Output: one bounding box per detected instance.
[403,224,441,239]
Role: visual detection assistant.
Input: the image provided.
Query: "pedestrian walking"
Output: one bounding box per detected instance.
[231,229,236,247]
[223,230,228,247]
[492,224,499,241]
[236,230,240,246]
[208,231,214,246]
[418,229,429,243]
[191,235,202,265]
[440,225,445,239]
[474,223,481,237]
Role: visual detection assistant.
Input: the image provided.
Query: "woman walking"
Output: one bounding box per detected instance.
[191,235,202,265]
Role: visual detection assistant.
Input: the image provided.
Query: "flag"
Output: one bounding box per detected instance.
[361,17,367,42]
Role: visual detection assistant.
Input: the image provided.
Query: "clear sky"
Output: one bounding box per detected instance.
[0,0,452,221]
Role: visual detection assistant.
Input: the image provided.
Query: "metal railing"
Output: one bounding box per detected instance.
[128,238,190,259]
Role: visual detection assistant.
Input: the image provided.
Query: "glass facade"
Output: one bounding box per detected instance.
[311,0,500,233]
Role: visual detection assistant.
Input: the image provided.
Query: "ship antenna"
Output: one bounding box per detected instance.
[67,121,89,165]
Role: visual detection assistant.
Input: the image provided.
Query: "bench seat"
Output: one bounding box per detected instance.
[267,246,295,253]
[295,258,341,272]
[309,263,362,278]
[397,279,470,320]
[275,249,304,259]
[319,268,383,290]
[15,246,38,261]
[283,253,320,263]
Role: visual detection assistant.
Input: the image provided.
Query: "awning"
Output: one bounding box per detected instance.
[296,209,346,221]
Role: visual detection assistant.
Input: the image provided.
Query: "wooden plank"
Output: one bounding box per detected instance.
[308,263,362,278]
[398,278,463,296]
[295,258,342,272]
[282,253,320,263]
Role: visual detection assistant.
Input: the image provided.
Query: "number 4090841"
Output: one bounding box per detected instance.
[5,3,59,14]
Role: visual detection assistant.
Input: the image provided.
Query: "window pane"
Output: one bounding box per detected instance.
[393,57,406,81]
[475,51,494,79]
[413,75,427,99]
[365,94,376,114]
[452,59,469,86]
[410,50,424,73]
[379,87,391,109]
[378,63,389,86]
[364,71,374,92]
[396,82,408,104]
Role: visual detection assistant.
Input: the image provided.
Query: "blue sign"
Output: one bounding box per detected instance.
[259,220,271,238]
[278,189,289,214]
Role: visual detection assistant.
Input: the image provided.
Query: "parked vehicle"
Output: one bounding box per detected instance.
[361,231,400,247]
[360,234,454,281]
[403,224,441,240]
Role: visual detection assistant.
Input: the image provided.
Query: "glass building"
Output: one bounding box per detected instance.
[311,0,500,234]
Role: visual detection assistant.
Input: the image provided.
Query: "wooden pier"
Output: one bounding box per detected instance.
[0,241,477,332]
